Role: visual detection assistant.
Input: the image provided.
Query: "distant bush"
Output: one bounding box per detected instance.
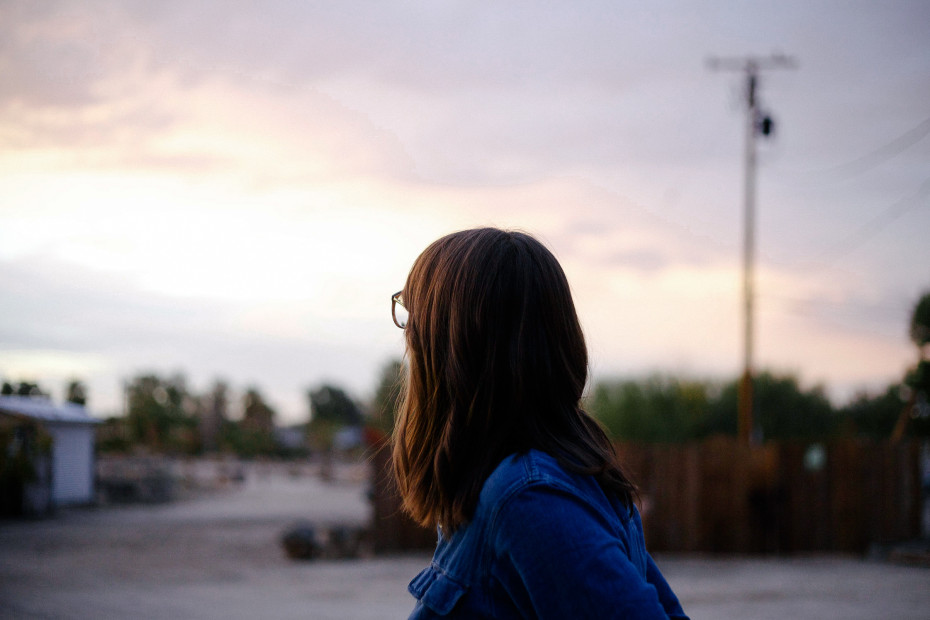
[588,371,846,443]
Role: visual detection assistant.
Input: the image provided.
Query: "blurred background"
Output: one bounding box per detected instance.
[1,1,929,618]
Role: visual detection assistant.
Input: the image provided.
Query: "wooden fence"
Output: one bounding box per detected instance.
[369,437,924,554]
[369,442,436,553]
[619,437,923,554]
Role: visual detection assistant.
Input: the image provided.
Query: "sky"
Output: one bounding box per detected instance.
[1,1,928,423]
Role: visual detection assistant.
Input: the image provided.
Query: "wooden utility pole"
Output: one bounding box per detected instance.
[708,53,796,444]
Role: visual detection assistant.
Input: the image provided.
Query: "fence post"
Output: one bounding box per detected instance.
[369,442,435,553]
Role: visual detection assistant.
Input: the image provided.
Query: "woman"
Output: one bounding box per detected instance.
[391,228,688,619]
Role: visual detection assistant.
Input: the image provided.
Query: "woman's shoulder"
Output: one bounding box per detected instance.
[479,449,607,514]
[481,449,561,489]
[478,449,642,543]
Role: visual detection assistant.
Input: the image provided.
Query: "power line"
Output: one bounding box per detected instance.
[761,291,910,311]
[809,177,930,269]
[819,115,930,180]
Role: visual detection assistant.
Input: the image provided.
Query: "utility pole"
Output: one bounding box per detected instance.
[708,53,796,444]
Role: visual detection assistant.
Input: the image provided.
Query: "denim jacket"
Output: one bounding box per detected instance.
[408,450,688,619]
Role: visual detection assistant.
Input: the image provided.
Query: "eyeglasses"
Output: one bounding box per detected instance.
[391,290,408,329]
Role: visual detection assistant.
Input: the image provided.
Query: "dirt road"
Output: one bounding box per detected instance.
[1,464,927,619]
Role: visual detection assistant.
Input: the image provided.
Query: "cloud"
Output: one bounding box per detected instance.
[0,4,417,187]
[0,1,185,111]
[0,257,228,352]
[0,256,405,418]
[1,0,928,414]
[0,1,744,189]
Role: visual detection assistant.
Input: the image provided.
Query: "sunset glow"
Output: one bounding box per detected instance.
[2,1,928,421]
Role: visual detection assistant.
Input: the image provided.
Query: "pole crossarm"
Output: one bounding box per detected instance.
[706,53,798,73]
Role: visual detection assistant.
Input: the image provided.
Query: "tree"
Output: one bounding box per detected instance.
[242,388,274,432]
[587,375,709,442]
[703,372,836,441]
[834,291,930,440]
[899,360,930,438]
[95,416,132,454]
[910,291,930,357]
[125,374,199,453]
[369,360,404,435]
[230,388,277,457]
[838,385,906,438]
[65,380,87,406]
[307,384,362,460]
[1,417,52,516]
[588,372,839,443]
[12,382,47,398]
[894,291,930,438]
[308,385,363,427]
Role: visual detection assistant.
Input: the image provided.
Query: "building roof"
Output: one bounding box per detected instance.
[0,395,100,425]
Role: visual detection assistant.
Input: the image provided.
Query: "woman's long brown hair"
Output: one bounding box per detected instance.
[392,228,636,532]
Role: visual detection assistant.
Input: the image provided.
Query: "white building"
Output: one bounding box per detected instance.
[0,395,99,510]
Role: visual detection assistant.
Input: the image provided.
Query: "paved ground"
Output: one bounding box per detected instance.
[1,463,928,619]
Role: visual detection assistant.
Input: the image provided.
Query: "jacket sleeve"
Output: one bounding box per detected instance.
[489,483,688,619]
[646,554,688,618]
